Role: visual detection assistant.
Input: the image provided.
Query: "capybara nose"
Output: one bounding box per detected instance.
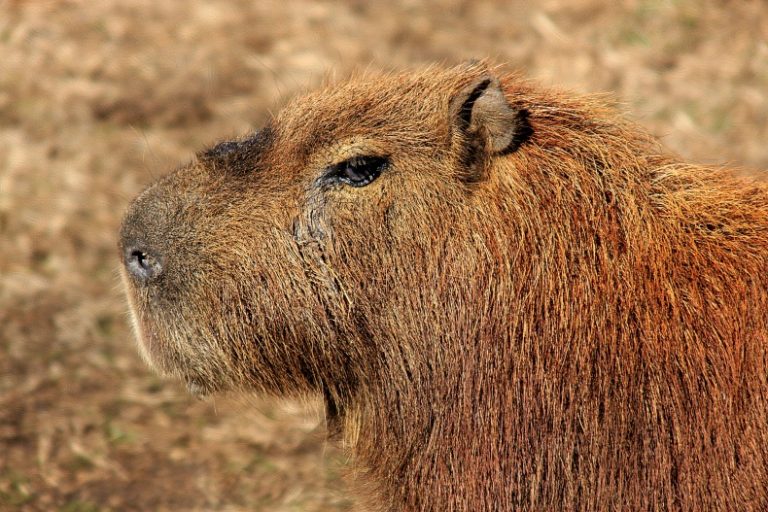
[124,244,163,282]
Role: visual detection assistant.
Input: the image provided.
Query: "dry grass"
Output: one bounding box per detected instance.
[1,0,766,510]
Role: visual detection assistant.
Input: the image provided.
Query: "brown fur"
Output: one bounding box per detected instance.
[120,62,768,511]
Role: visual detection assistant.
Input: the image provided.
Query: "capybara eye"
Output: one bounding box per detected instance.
[327,155,389,187]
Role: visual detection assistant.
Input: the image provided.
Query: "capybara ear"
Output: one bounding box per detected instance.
[450,67,532,157]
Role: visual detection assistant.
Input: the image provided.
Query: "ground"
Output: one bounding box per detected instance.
[1,0,767,510]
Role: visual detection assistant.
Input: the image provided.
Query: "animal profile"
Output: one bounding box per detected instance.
[120,61,768,511]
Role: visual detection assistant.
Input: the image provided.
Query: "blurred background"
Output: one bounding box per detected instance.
[1,0,766,510]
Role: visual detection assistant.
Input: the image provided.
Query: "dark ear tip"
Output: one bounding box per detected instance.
[497,108,533,155]
[457,78,493,130]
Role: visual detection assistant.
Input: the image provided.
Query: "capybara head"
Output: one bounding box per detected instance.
[119,62,533,400]
[120,61,768,510]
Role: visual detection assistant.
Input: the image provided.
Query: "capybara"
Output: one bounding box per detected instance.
[119,62,768,511]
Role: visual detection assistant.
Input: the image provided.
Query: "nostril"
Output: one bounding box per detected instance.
[125,246,163,281]
[133,249,151,270]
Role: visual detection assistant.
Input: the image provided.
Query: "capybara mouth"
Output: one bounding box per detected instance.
[121,266,237,397]
[120,268,160,367]
[125,300,225,397]
[121,268,184,378]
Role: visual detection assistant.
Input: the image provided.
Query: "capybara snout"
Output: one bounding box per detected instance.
[120,61,768,511]
[120,188,171,284]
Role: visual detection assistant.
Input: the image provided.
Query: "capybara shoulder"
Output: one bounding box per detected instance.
[120,61,768,511]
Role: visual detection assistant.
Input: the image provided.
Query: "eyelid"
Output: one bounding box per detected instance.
[324,155,390,187]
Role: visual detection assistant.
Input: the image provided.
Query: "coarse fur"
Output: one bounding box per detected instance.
[120,62,768,511]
